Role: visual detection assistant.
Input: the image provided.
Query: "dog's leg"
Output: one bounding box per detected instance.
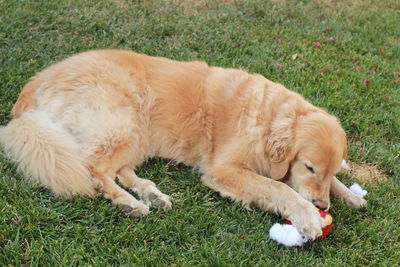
[202,167,326,239]
[92,171,150,217]
[87,139,150,217]
[331,176,367,208]
[118,166,172,210]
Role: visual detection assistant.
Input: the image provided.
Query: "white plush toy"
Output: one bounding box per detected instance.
[341,159,368,197]
[269,159,367,246]
[269,223,309,246]
[341,159,351,170]
[349,183,368,197]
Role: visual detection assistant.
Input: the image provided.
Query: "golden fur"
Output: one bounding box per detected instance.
[0,49,366,239]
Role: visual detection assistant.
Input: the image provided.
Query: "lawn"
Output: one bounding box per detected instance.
[0,0,399,265]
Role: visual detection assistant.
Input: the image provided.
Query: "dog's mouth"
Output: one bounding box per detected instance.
[300,195,331,211]
[311,199,330,210]
[299,194,330,211]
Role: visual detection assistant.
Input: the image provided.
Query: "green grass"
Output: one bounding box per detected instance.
[0,0,399,265]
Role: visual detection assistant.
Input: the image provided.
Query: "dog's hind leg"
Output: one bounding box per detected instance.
[87,140,151,217]
[117,166,172,210]
[92,171,150,217]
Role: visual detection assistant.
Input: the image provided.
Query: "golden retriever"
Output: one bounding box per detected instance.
[0,49,366,239]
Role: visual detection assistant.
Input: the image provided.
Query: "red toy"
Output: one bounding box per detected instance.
[285,209,333,238]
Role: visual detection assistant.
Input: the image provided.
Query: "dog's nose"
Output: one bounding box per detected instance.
[312,199,328,210]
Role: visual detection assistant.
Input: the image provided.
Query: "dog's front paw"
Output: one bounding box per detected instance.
[346,193,367,208]
[288,201,326,240]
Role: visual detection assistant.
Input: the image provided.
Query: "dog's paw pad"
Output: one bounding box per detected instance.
[148,193,158,201]
[146,192,172,210]
[128,210,145,218]
[122,205,134,213]
[154,199,166,208]
[121,201,150,217]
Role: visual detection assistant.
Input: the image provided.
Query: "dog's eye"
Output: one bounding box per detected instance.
[305,164,315,173]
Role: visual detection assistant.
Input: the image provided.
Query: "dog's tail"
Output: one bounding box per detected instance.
[0,111,96,197]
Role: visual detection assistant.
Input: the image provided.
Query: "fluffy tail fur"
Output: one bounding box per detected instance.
[0,111,96,197]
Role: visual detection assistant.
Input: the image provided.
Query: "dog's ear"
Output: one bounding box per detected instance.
[266,117,294,180]
[270,161,290,180]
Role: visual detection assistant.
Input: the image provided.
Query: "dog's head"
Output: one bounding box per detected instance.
[267,111,347,210]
